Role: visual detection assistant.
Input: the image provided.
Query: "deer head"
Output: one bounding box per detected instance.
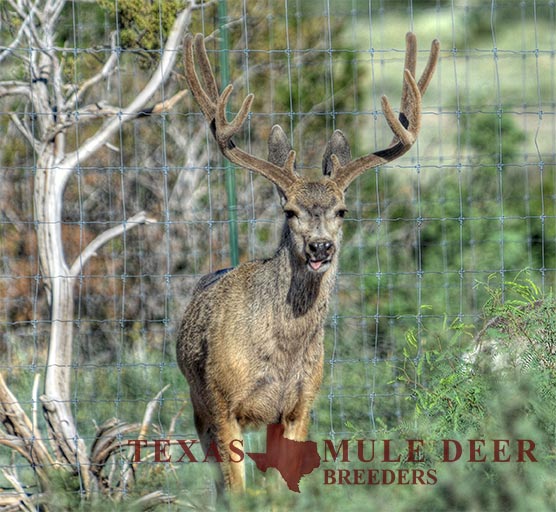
[184,33,439,274]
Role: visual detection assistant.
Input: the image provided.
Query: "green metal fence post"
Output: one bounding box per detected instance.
[218,0,239,266]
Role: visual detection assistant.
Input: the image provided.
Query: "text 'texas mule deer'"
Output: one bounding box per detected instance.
[177,32,439,493]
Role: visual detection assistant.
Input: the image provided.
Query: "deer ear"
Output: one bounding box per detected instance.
[268,125,293,166]
[268,125,295,202]
[322,129,351,177]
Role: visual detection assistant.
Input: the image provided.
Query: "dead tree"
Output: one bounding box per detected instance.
[0,0,199,504]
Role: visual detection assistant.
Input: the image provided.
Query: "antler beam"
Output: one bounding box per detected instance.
[184,33,299,192]
[330,33,440,190]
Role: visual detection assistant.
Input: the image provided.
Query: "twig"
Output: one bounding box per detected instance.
[131,490,176,510]
[64,33,119,109]
[0,81,32,100]
[137,90,188,117]
[168,403,187,439]
[32,373,40,438]
[4,0,43,54]
[120,385,171,492]
[69,211,156,278]
[138,384,170,441]
[1,467,35,512]
[8,113,39,153]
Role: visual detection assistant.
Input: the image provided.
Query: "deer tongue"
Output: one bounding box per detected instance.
[309,260,323,271]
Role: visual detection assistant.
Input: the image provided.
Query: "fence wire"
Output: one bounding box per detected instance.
[1,0,556,502]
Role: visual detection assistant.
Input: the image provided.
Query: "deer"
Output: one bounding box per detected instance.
[176,32,439,494]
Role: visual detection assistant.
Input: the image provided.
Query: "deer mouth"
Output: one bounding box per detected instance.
[307,257,332,272]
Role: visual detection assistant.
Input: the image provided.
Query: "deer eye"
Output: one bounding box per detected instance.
[336,209,347,218]
[284,209,297,219]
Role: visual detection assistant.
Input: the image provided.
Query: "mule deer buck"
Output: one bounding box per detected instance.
[177,32,439,493]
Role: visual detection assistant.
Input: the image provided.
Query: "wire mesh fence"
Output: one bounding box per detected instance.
[1,0,556,507]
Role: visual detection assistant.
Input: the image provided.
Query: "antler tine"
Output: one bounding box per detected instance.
[330,33,439,191]
[184,33,298,191]
[382,70,421,147]
[184,34,216,120]
[400,32,418,111]
[214,84,255,147]
[193,34,219,102]
[400,34,440,131]
[417,38,441,95]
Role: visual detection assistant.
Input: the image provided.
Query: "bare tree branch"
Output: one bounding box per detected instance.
[0,373,53,489]
[69,211,156,278]
[0,431,34,463]
[132,491,176,510]
[46,90,189,142]
[5,0,44,63]
[137,89,188,117]
[64,33,119,109]
[0,82,31,99]
[61,6,193,177]
[0,3,37,66]
[120,384,170,490]
[9,113,40,151]
[138,384,170,440]
[89,418,141,478]
[44,0,66,24]
[1,467,35,512]
[40,394,92,493]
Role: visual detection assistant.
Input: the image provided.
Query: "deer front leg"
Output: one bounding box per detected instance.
[282,402,312,441]
[215,416,245,493]
[283,376,323,441]
[193,402,245,494]
[283,345,324,441]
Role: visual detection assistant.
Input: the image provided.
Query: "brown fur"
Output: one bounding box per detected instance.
[176,129,347,492]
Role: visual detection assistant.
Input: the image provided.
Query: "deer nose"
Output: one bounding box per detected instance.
[308,240,334,260]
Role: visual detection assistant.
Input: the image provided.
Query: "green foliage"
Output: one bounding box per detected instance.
[99,0,183,53]
[467,109,527,163]
[390,278,556,511]
[397,316,482,437]
[479,271,542,317]
[43,470,84,510]
[477,275,556,434]
[398,274,556,437]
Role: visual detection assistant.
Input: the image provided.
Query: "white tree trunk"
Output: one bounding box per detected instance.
[33,144,92,489]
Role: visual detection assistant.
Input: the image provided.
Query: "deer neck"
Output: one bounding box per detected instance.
[271,222,338,319]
